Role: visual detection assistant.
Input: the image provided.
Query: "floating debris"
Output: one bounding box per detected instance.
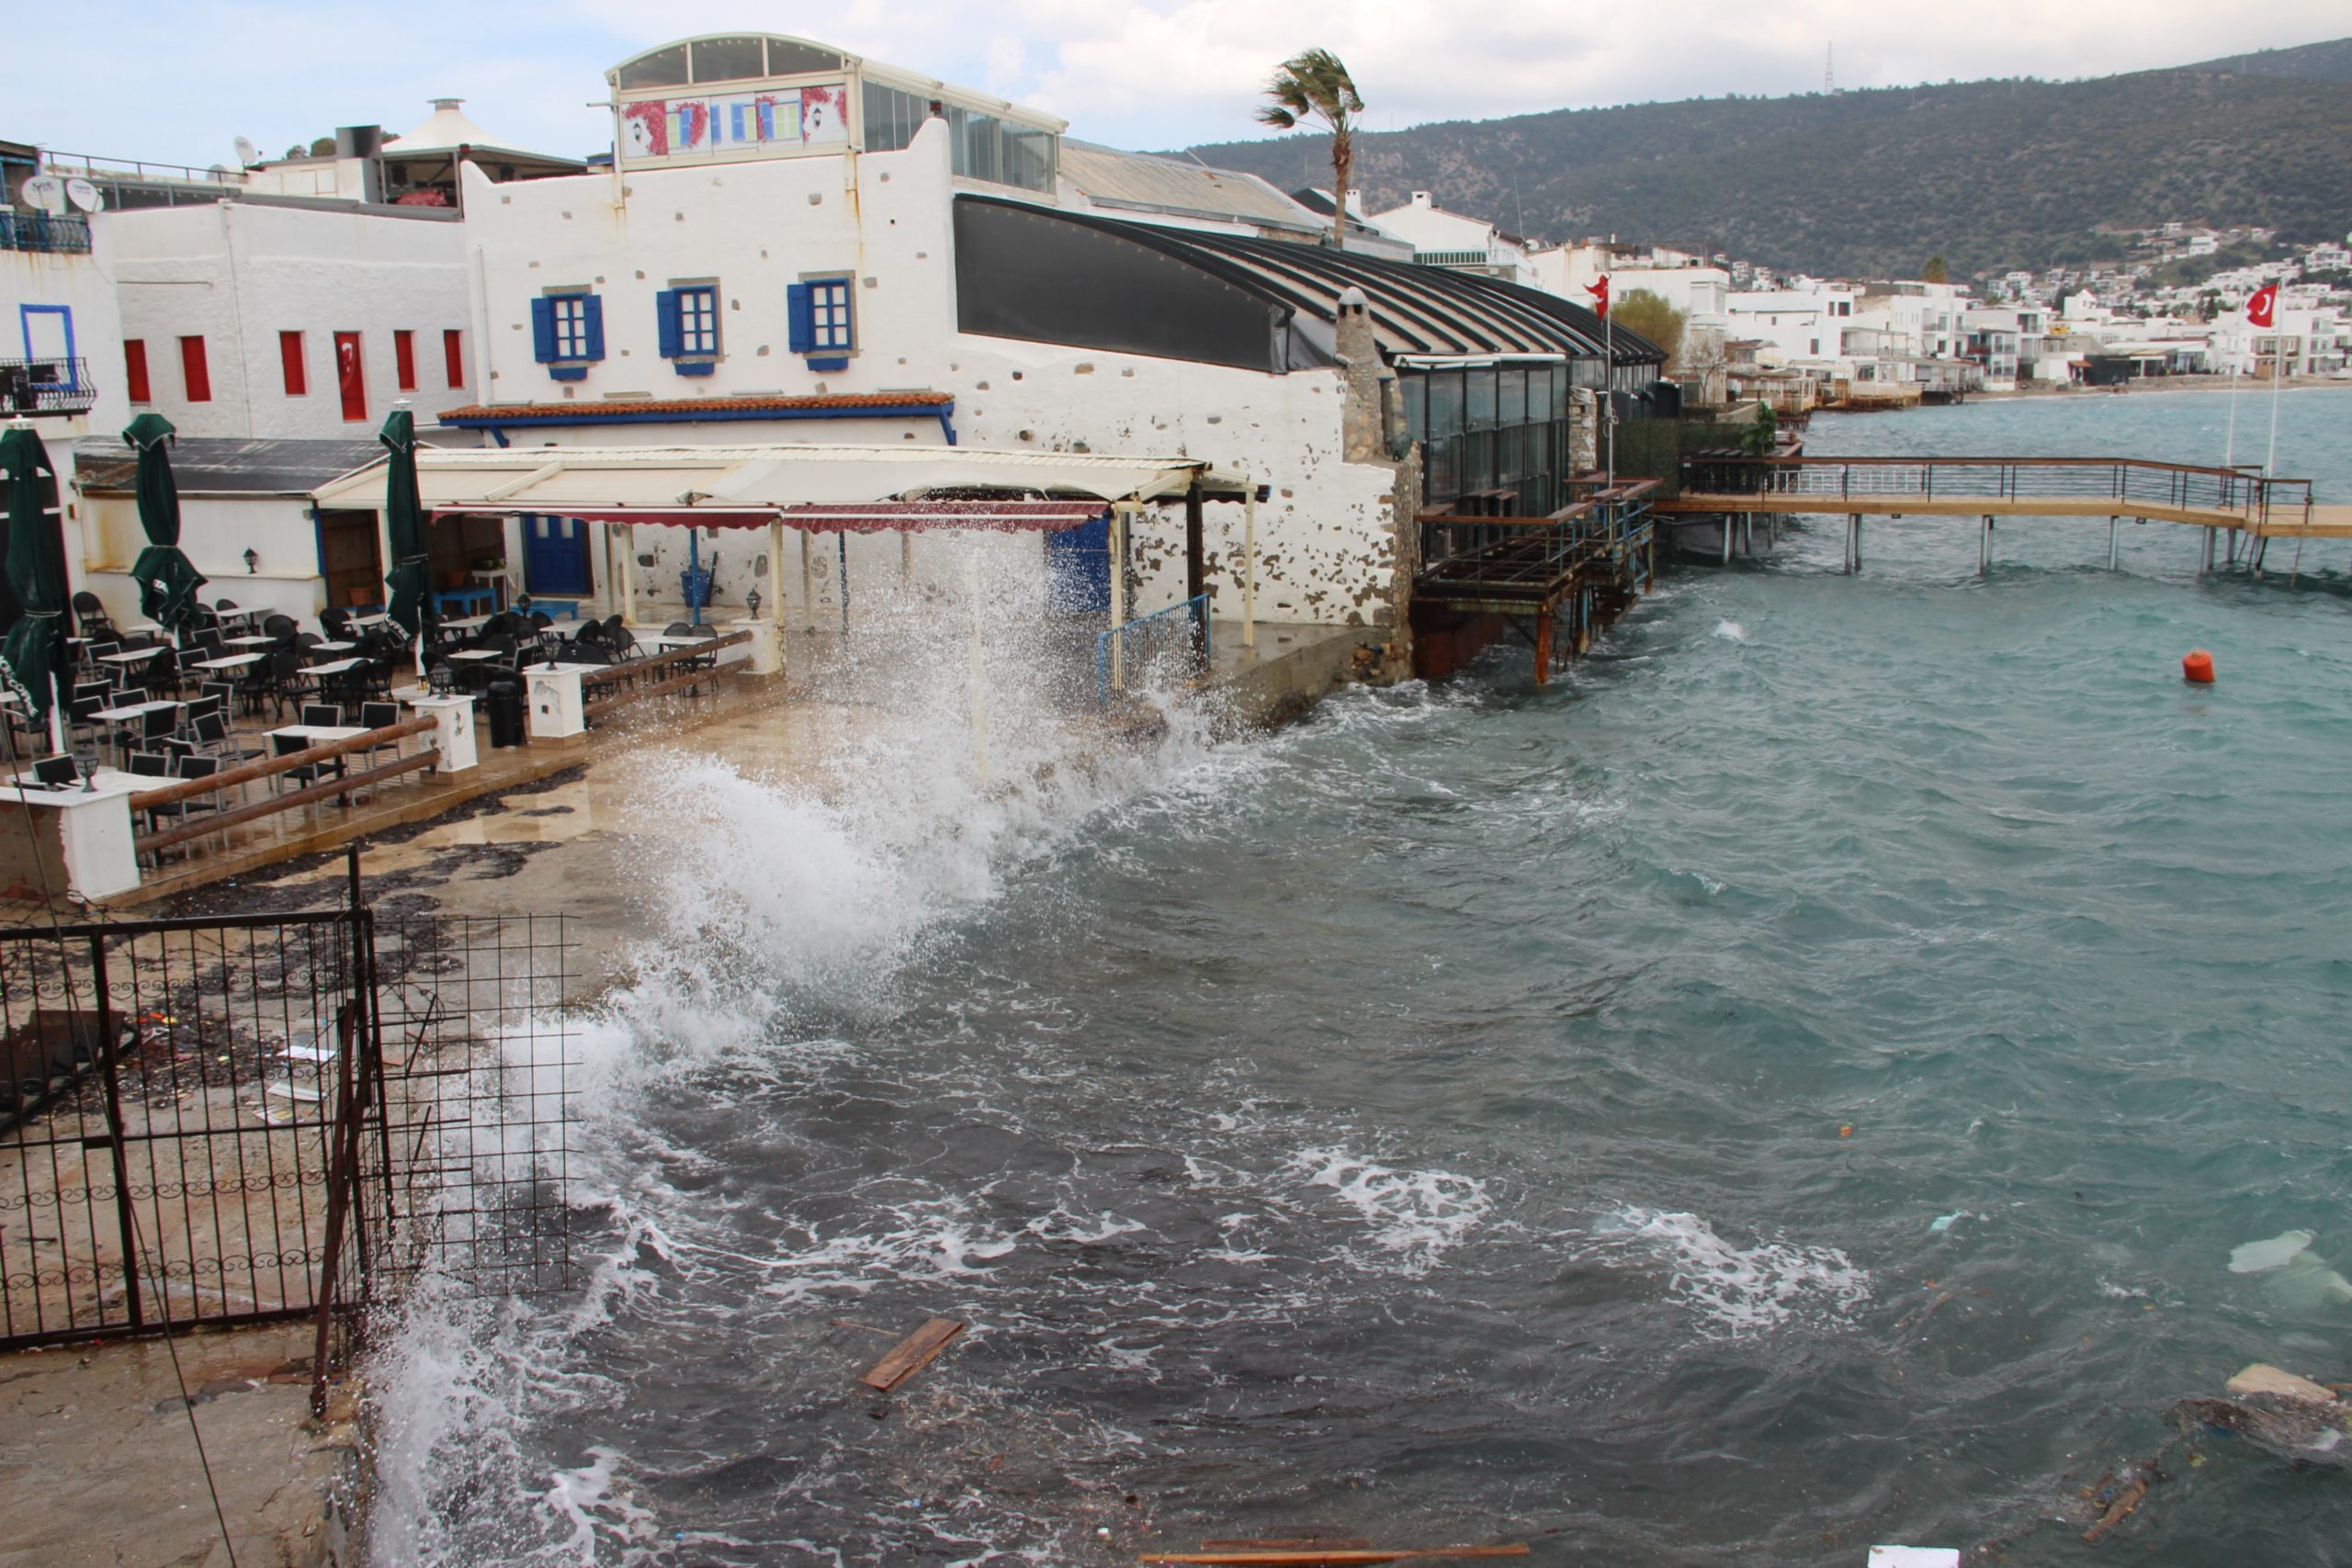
[857,1316,966,1393]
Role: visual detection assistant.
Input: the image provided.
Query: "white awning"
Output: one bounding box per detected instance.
[310,443,1208,520]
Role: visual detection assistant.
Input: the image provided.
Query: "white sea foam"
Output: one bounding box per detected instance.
[1713,619,1749,644]
[1591,1207,1871,1336]
[366,537,1246,1565]
[1288,1145,1494,1276]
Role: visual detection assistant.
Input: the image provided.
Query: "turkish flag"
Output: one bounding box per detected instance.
[2245,284,2278,329]
[1585,276,1611,318]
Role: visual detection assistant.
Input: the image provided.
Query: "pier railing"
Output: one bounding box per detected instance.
[1097,593,1210,707]
[1679,455,2313,527]
[1417,479,1657,609]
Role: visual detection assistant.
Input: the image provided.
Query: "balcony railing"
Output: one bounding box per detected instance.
[0,359,96,417]
[0,212,92,254]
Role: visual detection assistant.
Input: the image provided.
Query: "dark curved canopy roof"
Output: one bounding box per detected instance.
[956,194,1665,370]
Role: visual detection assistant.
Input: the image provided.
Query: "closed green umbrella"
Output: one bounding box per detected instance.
[0,424,68,727]
[124,412,207,630]
[379,408,431,637]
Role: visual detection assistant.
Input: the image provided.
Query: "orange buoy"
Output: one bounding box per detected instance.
[2183,649,2215,684]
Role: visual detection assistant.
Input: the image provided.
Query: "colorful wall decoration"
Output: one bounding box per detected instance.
[620,84,850,161]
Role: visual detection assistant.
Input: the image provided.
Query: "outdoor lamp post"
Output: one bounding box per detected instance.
[243,547,259,574]
[745,586,762,620]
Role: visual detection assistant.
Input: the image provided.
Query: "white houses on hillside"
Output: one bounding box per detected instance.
[1366,193,1532,286]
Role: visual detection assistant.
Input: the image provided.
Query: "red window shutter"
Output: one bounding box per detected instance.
[179,336,211,402]
[394,329,417,390]
[334,332,366,422]
[123,340,151,403]
[443,329,464,389]
[279,331,307,395]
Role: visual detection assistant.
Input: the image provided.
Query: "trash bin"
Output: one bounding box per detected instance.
[484,678,525,750]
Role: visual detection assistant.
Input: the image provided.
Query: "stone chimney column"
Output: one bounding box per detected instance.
[1337,286,1385,463]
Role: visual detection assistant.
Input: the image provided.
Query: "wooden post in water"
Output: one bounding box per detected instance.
[2108,515,2119,570]
[1980,514,1992,577]
[1720,517,1732,566]
[1532,606,1554,687]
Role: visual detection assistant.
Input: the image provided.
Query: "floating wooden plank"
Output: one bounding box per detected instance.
[1201,1542,1372,1552]
[858,1316,966,1392]
[1139,1552,1528,1566]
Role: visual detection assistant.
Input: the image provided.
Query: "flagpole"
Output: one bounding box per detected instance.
[2264,322,2285,479]
[1604,287,1615,491]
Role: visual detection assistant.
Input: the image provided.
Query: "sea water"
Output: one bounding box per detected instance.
[370,388,2352,1565]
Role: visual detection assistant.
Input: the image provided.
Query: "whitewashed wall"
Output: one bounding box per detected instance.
[105,201,471,440]
[0,226,130,443]
[458,117,1400,630]
[75,493,331,628]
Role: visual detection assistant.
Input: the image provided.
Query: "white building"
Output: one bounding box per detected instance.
[1365,192,1532,285]
[1,139,129,440]
[1725,286,1859,365]
[106,197,472,440]
[357,31,1645,647]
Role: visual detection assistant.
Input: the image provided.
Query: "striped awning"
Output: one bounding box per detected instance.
[775,499,1108,533]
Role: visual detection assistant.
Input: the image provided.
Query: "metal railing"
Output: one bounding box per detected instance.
[1679,454,2315,528]
[1416,479,1659,609]
[0,868,580,1401]
[40,151,245,189]
[1097,594,1211,707]
[0,357,96,417]
[0,212,91,254]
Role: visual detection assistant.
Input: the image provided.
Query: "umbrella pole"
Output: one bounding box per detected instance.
[46,672,62,756]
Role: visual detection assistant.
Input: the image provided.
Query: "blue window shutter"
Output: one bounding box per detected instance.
[786,283,814,355]
[675,359,716,377]
[654,289,682,359]
[582,296,605,361]
[529,298,557,363]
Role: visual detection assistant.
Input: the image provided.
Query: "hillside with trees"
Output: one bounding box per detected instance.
[1182,39,2352,280]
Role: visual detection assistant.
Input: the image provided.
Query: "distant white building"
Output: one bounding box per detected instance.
[1365,192,1532,284]
[1725,286,1858,365]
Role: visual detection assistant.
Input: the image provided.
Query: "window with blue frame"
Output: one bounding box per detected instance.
[529,289,605,382]
[787,277,854,371]
[655,284,720,376]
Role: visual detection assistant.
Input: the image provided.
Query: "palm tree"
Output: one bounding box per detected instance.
[1257,50,1364,250]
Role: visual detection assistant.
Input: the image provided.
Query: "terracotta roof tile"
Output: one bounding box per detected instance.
[435,391,953,423]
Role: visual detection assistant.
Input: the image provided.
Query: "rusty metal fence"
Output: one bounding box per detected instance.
[0,862,579,1376]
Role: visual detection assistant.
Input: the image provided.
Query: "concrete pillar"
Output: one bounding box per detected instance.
[525,666,590,745]
[0,783,141,900]
[407,694,478,775]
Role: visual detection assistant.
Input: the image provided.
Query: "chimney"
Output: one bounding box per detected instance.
[1336,286,1385,462]
[1410,191,1432,208]
[1344,188,1365,219]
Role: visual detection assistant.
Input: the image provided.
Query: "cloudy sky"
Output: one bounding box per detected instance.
[5,1,2342,167]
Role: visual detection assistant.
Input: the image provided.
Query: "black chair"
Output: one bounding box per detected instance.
[300,703,342,730]
[71,591,115,640]
[29,755,79,788]
[270,730,345,814]
[261,614,299,648]
[141,646,182,701]
[357,701,404,767]
[126,751,167,780]
[143,753,226,861]
[266,649,318,719]
[321,608,354,642]
[192,710,263,766]
[233,656,274,717]
[198,680,237,714]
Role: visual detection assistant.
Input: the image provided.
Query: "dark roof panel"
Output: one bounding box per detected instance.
[72,436,390,496]
[955,195,1665,367]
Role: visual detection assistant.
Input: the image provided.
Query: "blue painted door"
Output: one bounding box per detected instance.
[523,514,591,596]
[1046,516,1110,613]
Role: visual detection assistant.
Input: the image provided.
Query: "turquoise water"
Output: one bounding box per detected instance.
[379,387,2352,1565]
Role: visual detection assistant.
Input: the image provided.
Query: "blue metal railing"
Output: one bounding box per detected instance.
[0,213,92,254]
[1096,593,1211,708]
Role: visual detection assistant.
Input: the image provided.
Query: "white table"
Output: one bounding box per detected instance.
[194,653,265,672]
[91,699,181,723]
[311,639,356,654]
[211,607,258,628]
[0,768,144,898]
[349,613,391,629]
[307,657,365,676]
[270,725,368,746]
[443,649,502,663]
[97,648,162,667]
[222,635,277,649]
[637,632,720,650]
[126,621,164,637]
[440,615,493,634]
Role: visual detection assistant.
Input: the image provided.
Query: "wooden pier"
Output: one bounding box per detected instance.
[1410,479,1658,685]
[1657,454,2335,574]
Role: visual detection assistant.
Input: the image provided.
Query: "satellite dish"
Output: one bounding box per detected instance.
[233,135,259,166]
[63,177,100,213]
[19,175,65,215]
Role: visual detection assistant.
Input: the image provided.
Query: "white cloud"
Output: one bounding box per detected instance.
[1,0,2340,165]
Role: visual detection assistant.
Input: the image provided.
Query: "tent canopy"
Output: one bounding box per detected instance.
[311,442,1208,528]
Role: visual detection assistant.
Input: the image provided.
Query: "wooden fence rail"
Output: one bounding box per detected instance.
[133,749,441,855]
[127,716,441,812]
